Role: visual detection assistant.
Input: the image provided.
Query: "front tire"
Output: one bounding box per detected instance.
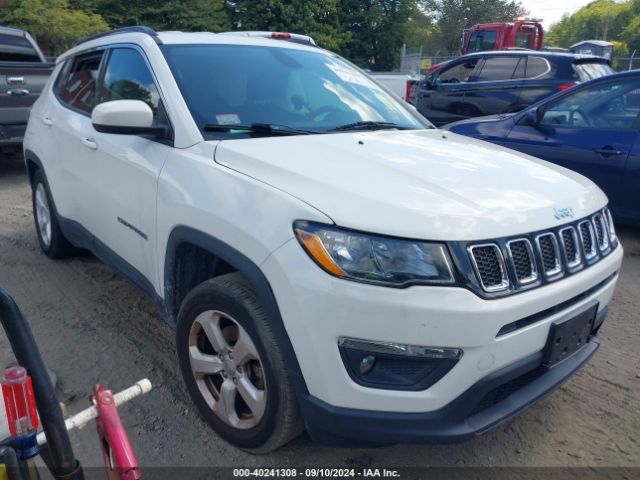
[31,169,74,259]
[176,273,303,452]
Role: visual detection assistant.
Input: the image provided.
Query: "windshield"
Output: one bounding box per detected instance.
[573,62,614,81]
[160,44,429,138]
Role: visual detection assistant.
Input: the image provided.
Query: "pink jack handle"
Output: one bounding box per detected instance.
[94,385,142,480]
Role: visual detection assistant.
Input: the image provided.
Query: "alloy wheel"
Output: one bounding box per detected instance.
[35,183,52,248]
[188,310,267,429]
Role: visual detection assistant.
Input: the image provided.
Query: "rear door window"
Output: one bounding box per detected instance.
[474,56,521,81]
[513,57,526,79]
[58,53,103,114]
[0,33,40,62]
[525,57,550,78]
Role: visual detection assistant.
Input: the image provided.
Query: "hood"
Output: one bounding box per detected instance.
[213,129,607,241]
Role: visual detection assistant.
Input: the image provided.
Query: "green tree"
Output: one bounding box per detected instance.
[547,0,634,48]
[0,0,108,54]
[422,0,527,53]
[228,0,349,51]
[94,0,229,32]
[338,0,419,70]
[403,8,442,53]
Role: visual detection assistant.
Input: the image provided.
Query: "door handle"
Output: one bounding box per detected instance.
[41,116,53,127]
[7,89,29,96]
[595,146,623,156]
[80,137,98,150]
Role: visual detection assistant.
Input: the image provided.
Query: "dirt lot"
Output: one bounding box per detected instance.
[0,155,639,469]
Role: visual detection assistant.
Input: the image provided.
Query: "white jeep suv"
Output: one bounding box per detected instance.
[24,26,623,452]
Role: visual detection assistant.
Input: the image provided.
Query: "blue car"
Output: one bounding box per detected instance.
[445,70,640,224]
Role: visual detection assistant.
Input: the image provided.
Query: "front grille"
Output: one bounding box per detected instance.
[592,214,609,251]
[536,233,562,277]
[560,226,581,269]
[469,245,508,292]
[507,239,537,285]
[579,220,597,260]
[465,208,616,296]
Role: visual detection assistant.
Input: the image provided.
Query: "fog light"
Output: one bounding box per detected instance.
[359,355,376,374]
[338,337,462,391]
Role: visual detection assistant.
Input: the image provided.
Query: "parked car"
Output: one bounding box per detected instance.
[445,70,640,224]
[0,26,53,156]
[368,72,421,103]
[418,51,613,126]
[24,26,622,452]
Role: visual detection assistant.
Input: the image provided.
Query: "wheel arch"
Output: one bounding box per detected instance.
[23,149,43,184]
[164,226,310,397]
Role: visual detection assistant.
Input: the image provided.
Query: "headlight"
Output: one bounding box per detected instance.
[293,221,456,286]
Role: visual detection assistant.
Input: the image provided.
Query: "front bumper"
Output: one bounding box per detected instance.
[261,236,622,442]
[300,327,601,446]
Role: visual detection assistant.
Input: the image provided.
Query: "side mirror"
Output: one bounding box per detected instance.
[524,107,541,125]
[92,100,168,136]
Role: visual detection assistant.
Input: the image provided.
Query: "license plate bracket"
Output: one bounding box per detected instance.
[543,303,598,368]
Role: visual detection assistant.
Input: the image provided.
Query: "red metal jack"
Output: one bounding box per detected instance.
[93,385,142,480]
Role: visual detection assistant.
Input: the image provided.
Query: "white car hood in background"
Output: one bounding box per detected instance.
[214,129,607,241]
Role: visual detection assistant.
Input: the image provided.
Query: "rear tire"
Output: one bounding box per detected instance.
[176,273,304,452]
[31,169,75,259]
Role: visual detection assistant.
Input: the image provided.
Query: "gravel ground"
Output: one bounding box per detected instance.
[0,155,639,469]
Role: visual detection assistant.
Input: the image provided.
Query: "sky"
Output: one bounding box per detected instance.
[519,0,594,27]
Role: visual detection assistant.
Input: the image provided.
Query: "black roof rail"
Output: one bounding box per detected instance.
[74,26,161,47]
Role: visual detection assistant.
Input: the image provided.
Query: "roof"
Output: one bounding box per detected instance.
[570,40,613,48]
[459,50,605,61]
[0,25,28,37]
[61,28,324,63]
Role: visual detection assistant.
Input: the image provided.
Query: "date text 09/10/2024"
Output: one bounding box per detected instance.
[232,468,401,478]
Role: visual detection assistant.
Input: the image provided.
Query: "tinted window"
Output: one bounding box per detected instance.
[58,53,103,114]
[437,58,478,83]
[0,33,39,62]
[525,57,549,78]
[513,57,526,79]
[474,57,520,81]
[98,48,160,121]
[468,31,497,53]
[161,44,425,138]
[573,62,614,81]
[515,32,532,49]
[541,79,640,129]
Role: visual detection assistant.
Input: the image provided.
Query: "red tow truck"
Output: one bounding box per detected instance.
[462,18,544,55]
[427,18,544,74]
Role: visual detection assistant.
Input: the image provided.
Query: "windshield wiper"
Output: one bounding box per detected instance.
[328,121,411,132]
[203,123,320,136]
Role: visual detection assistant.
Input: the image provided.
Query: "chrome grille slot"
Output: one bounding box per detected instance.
[507,239,537,285]
[579,220,597,260]
[592,214,609,252]
[465,208,616,297]
[560,226,581,269]
[469,244,509,292]
[536,233,562,278]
